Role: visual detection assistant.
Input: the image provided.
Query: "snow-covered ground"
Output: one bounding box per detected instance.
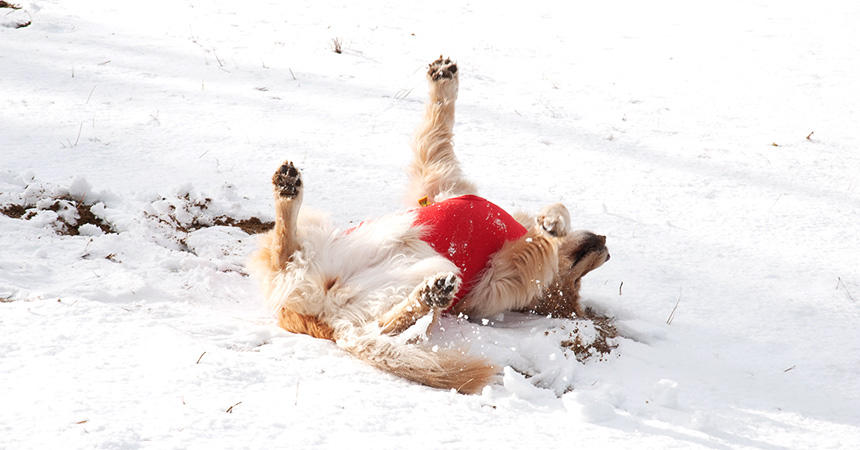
[2,1,859,448]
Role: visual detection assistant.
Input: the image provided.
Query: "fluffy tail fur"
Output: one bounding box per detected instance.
[338,333,496,394]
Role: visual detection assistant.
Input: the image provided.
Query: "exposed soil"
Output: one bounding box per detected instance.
[212,216,273,235]
[57,198,114,235]
[560,315,619,362]
[0,1,22,9]
[1,204,27,218]
[1,196,115,236]
[148,195,273,235]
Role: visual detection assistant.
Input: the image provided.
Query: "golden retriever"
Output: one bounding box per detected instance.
[248,56,610,394]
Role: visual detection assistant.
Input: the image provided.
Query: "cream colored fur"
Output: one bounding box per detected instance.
[248,56,609,394]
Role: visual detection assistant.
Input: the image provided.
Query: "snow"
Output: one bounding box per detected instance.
[2,0,860,448]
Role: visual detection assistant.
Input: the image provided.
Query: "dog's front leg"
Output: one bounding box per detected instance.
[407,56,477,204]
[267,160,304,270]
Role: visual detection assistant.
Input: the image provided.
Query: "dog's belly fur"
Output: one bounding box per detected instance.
[258,210,457,329]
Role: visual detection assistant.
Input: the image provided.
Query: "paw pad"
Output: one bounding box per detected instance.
[272,161,302,199]
[539,215,566,237]
[428,56,458,81]
[421,272,461,308]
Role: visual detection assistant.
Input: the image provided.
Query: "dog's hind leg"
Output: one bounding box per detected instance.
[379,272,460,336]
[253,161,304,273]
[277,307,335,341]
[407,56,477,205]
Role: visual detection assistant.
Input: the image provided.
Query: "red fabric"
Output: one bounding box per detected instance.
[414,195,527,306]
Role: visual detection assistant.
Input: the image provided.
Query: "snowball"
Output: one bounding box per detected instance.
[22,183,44,204]
[90,202,107,217]
[150,200,173,215]
[28,210,58,227]
[35,198,55,210]
[78,223,104,236]
[68,177,92,200]
[173,183,194,197]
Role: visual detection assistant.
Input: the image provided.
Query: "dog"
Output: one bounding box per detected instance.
[248,56,610,394]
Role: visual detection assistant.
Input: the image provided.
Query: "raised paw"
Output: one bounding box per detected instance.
[419,272,461,308]
[537,203,571,237]
[272,161,302,199]
[427,56,458,81]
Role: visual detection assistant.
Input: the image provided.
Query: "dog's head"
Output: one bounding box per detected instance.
[558,230,610,280]
[531,230,610,318]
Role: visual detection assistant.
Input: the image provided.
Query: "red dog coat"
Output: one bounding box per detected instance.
[414,195,527,306]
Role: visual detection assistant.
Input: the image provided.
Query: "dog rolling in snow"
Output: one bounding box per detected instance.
[248,56,610,394]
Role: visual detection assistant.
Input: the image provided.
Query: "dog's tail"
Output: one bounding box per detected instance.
[338,333,496,394]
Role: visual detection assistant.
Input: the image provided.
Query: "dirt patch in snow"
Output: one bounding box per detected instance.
[560,315,618,362]
[55,199,114,235]
[1,196,115,236]
[210,216,273,235]
[145,194,273,235]
[1,204,27,219]
[0,1,30,28]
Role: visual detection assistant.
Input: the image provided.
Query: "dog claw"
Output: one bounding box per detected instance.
[428,56,458,81]
[273,161,302,199]
[421,272,461,308]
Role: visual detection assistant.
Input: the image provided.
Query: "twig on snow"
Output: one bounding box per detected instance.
[619,281,623,296]
[86,86,96,104]
[213,51,230,72]
[783,365,796,373]
[225,401,242,413]
[666,289,681,325]
[196,351,206,364]
[836,277,856,302]
[62,122,84,148]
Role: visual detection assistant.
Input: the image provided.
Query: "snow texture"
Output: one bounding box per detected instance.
[2,0,860,448]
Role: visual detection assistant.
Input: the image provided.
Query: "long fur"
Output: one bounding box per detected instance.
[248,56,608,393]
